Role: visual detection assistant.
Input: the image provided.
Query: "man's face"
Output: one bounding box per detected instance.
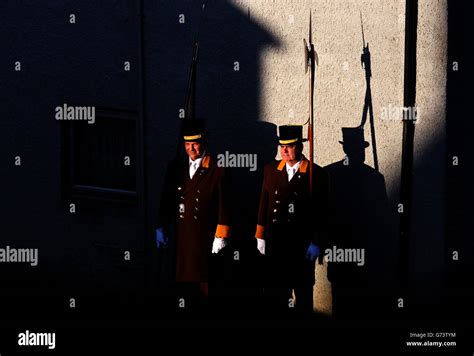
[185,141,203,161]
[280,144,301,163]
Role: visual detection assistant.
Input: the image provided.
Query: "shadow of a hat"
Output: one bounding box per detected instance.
[339,127,370,148]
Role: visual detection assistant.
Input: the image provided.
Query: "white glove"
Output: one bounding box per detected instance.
[256,238,265,255]
[212,237,227,254]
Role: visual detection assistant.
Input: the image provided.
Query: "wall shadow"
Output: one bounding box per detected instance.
[443,0,474,321]
[358,37,379,172]
[324,128,396,320]
[0,0,142,320]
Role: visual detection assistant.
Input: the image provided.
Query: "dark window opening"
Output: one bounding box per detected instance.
[61,107,138,204]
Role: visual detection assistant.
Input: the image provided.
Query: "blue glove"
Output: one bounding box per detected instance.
[305,242,320,261]
[156,228,168,249]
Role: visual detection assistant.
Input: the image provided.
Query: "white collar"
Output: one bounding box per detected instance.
[285,158,302,173]
[189,152,206,167]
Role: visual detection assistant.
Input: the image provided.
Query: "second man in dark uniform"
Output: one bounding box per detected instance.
[255,125,329,312]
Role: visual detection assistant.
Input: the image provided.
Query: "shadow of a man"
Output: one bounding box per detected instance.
[324,127,391,319]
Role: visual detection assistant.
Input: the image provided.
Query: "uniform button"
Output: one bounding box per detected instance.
[195,207,199,211]
[272,219,277,222]
[275,190,278,195]
[273,209,277,213]
[180,196,184,200]
[276,200,280,204]
[178,187,182,190]
[197,189,200,194]
[195,198,199,202]
[294,192,298,196]
[298,175,301,179]
[179,215,184,219]
[194,215,198,219]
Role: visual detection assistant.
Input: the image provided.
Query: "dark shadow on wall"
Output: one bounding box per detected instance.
[320,17,395,320]
[0,0,143,320]
[0,0,282,321]
[443,0,474,321]
[358,46,380,172]
[358,13,379,172]
[388,0,463,322]
[145,0,280,312]
[324,128,396,320]
[325,103,447,323]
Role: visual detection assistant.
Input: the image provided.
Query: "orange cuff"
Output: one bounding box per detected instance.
[215,224,231,238]
[255,224,265,239]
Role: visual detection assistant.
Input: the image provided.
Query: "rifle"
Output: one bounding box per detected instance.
[184,39,200,121]
[304,12,325,265]
[175,2,206,158]
[303,11,318,195]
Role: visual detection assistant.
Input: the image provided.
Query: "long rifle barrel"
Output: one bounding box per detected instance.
[176,2,206,157]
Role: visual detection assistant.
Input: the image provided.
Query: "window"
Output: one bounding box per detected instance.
[61,107,137,203]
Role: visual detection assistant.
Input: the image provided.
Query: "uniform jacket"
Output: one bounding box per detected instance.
[157,154,231,283]
[255,158,329,286]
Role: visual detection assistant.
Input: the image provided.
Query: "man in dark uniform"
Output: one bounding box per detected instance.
[156,119,231,302]
[254,125,329,312]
